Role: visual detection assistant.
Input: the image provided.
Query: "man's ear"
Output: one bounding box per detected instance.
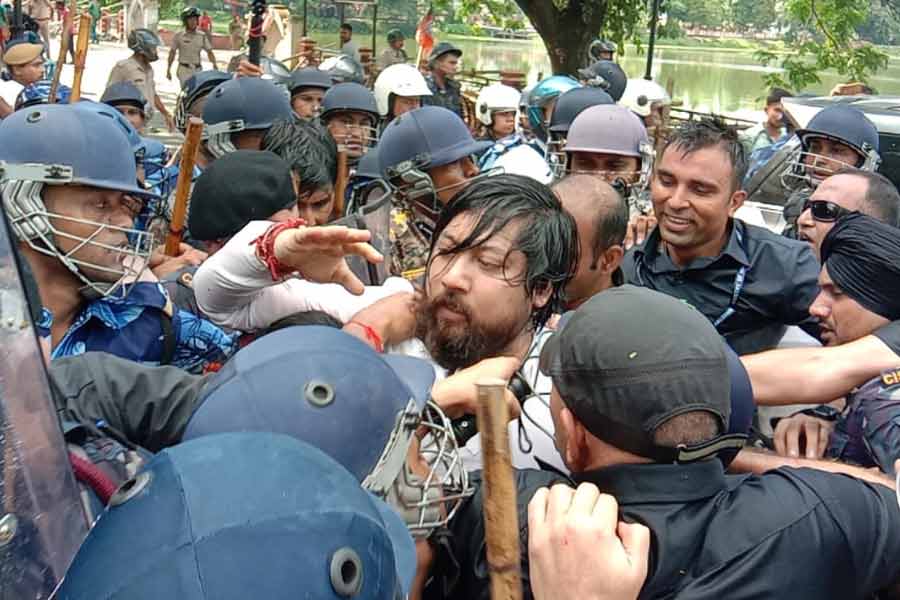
[598,244,625,277]
[728,189,747,217]
[560,406,589,472]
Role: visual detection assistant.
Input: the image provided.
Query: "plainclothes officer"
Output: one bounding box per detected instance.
[540,285,900,599]
[101,80,147,131]
[377,28,408,70]
[287,67,332,119]
[106,28,175,130]
[167,6,218,87]
[421,42,463,118]
[621,117,820,355]
[57,433,417,600]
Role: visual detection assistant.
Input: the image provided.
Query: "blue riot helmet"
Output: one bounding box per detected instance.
[0,104,156,298]
[546,86,614,177]
[783,104,881,189]
[526,75,581,143]
[14,79,71,109]
[174,69,230,132]
[379,106,492,230]
[320,82,380,158]
[289,67,333,95]
[57,433,418,600]
[202,76,293,158]
[577,60,627,102]
[100,81,146,112]
[182,326,471,537]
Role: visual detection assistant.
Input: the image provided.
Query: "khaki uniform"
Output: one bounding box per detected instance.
[389,204,430,280]
[228,19,244,50]
[25,0,52,48]
[107,55,156,118]
[377,47,407,70]
[172,30,211,87]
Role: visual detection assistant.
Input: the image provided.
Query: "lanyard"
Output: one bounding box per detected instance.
[634,226,747,329]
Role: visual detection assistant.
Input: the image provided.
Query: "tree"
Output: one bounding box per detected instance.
[434,0,646,77]
[754,0,888,91]
[731,0,777,33]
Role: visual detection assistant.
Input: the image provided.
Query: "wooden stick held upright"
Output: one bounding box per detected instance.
[48,0,76,103]
[333,146,348,217]
[475,379,523,600]
[69,12,91,102]
[165,117,204,256]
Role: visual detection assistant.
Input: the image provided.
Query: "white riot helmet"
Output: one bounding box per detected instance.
[475,83,520,127]
[494,144,553,184]
[620,78,671,118]
[374,63,432,118]
[565,104,654,189]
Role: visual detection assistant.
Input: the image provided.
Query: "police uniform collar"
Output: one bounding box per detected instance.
[572,460,731,504]
[635,219,751,272]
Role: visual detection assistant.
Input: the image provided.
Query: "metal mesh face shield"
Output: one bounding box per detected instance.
[781,139,880,191]
[330,122,379,159]
[363,399,472,538]
[1,177,153,300]
[204,119,245,159]
[564,140,655,190]
[546,133,567,180]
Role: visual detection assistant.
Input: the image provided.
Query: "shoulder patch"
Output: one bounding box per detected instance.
[880,367,900,387]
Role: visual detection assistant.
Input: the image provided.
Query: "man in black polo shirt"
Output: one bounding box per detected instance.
[539,285,900,599]
[622,118,819,354]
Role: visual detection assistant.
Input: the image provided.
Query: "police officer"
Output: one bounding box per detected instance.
[772,213,900,474]
[373,62,432,131]
[524,75,581,154]
[588,38,616,62]
[288,67,332,119]
[320,82,378,164]
[202,76,293,159]
[106,28,175,131]
[14,78,70,109]
[577,59,628,102]
[544,86,614,176]
[0,103,234,372]
[166,6,218,87]
[0,35,45,118]
[421,42,463,118]
[474,83,520,143]
[378,105,491,278]
[621,117,821,355]
[540,285,900,599]
[620,77,672,139]
[173,69,230,137]
[100,80,147,132]
[377,28,408,70]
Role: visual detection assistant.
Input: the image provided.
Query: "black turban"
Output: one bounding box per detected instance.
[820,212,900,320]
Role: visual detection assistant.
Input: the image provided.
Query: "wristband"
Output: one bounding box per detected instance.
[348,320,384,353]
[251,218,307,281]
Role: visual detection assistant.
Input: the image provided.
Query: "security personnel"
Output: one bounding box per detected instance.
[319,82,378,164]
[0,35,46,118]
[377,29,408,70]
[622,117,820,355]
[106,28,175,130]
[288,67,332,119]
[378,105,491,278]
[100,80,147,131]
[541,285,900,599]
[421,42,463,118]
[166,6,218,88]
[577,59,627,101]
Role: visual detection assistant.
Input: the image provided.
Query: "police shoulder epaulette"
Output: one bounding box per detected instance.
[880,367,900,387]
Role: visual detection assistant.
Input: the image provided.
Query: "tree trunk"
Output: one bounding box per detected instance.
[515,0,608,77]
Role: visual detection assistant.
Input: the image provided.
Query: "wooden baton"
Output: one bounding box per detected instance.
[475,379,523,600]
[69,11,91,102]
[333,146,348,218]
[164,117,204,256]
[48,0,76,103]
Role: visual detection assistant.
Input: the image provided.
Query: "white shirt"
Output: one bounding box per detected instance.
[0,80,23,109]
[192,220,415,332]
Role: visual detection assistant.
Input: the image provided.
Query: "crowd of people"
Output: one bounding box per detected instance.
[1,12,900,600]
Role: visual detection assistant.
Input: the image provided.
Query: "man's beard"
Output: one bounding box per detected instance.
[414,292,527,371]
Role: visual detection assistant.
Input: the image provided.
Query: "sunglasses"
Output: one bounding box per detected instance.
[802,199,853,223]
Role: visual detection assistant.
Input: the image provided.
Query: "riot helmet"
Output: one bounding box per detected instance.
[373,63,432,120]
[173,69,230,133]
[475,83,520,139]
[127,28,161,62]
[202,77,293,158]
[577,60,627,101]
[526,75,580,142]
[545,86,615,176]
[319,82,379,159]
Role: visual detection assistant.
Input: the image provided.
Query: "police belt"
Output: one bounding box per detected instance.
[179,62,201,68]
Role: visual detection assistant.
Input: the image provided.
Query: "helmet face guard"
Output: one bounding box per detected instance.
[1,166,153,299]
[564,140,655,189]
[547,132,568,180]
[324,113,379,159]
[362,398,472,537]
[204,119,246,158]
[781,135,881,190]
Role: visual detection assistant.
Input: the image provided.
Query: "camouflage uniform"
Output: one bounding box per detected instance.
[825,367,900,475]
[389,203,431,280]
[422,74,463,119]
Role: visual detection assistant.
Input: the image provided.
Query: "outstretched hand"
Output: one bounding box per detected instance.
[273,224,382,295]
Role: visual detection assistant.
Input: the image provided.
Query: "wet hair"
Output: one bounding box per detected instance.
[832,167,900,228]
[660,117,747,193]
[263,119,337,192]
[766,87,792,106]
[552,174,628,266]
[430,173,578,329]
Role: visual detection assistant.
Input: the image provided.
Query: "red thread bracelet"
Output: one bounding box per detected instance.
[348,321,384,353]
[251,218,307,281]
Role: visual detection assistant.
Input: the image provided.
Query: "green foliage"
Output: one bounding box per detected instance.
[754,0,888,91]
[731,0,778,32]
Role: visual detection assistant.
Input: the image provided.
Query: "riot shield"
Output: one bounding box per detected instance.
[0,215,89,599]
[333,190,394,286]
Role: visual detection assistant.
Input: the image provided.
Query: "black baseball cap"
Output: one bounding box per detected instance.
[188,150,297,242]
[540,285,745,463]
